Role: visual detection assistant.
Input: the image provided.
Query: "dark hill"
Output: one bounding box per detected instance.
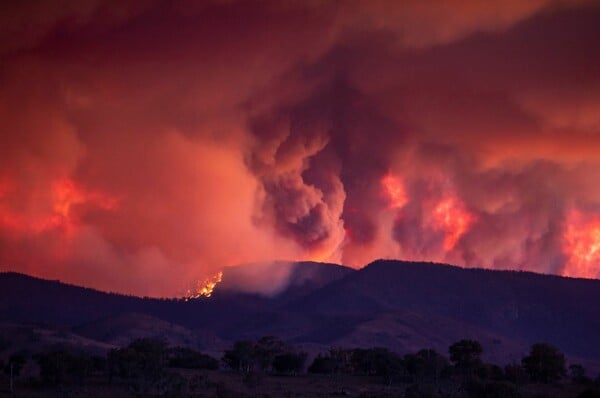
[216,260,354,300]
[0,261,354,329]
[1,260,600,369]
[285,260,600,359]
[72,312,227,353]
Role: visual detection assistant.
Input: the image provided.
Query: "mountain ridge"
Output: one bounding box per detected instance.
[1,260,599,370]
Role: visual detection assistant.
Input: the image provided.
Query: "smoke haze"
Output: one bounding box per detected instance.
[1,0,599,296]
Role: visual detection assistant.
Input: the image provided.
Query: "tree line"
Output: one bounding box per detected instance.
[2,337,600,397]
[221,337,600,396]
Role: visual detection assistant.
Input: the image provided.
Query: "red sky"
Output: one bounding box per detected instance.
[1,0,599,296]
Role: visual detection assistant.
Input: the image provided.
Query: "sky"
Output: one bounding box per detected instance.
[1,0,599,297]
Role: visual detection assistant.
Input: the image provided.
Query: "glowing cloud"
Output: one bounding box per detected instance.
[0,177,117,236]
[563,210,600,279]
[1,0,600,295]
[431,196,476,251]
[382,174,408,210]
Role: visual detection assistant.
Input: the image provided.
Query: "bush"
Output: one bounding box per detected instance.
[156,371,188,398]
[222,337,303,374]
[308,354,337,374]
[403,349,449,383]
[272,351,307,374]
[167,347,218,370]
[504,363,529,385]
[352,348,403,377]
[107,338,169,393]
[35,350,92,386]
[570,364,591,385]
[222,340,256,373]
[449,339,483,377]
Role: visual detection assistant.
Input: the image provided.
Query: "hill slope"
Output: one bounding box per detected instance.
[1,260,600,369]
[285,260,600,359]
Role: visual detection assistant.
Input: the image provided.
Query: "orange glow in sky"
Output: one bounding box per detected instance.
[432,196,476,251]
[381,173,476,252]
[2,0,600,296]
[563,210,600,279]
[381,174,408,209]
[52,179,86,218]
[0,177,117,236]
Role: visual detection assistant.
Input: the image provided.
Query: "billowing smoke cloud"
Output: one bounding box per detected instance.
[0,0,599,296]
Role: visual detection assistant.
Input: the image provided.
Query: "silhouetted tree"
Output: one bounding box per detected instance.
[352,348,396,375]
[374,349,404,386]
[167,347,218,370]
[449,339,483,380]
[521,343,566,383]
[36,350,92,386]
[350,347,404,385]
[307,347,353,375]
[308,354,337,374]
[504,363,529,385]
[254,336,286,372]
[107,338,169,393]
[222,340,256,373]
[449,339,483,369]
[272,351,307,374]
[107,339,190,397]
[222,337,307,375]
[328,347,353,374]
[570,364,590,385]
[415,349,450,382]
[349,348,371,374]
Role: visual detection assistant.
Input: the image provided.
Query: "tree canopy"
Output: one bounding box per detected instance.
[522,343,566,383]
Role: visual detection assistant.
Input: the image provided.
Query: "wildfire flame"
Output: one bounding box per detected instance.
[563,210,600,279]
[183,271,223,300]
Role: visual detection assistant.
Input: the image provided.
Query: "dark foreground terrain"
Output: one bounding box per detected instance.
[2,371,598,398]
[1,335,599,398]
[2,259,600,396]
[2,260,600,368]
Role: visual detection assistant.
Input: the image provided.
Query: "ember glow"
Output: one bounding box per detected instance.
[1,0,599,296]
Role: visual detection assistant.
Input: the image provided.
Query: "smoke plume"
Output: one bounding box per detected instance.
[1,0,599,296]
